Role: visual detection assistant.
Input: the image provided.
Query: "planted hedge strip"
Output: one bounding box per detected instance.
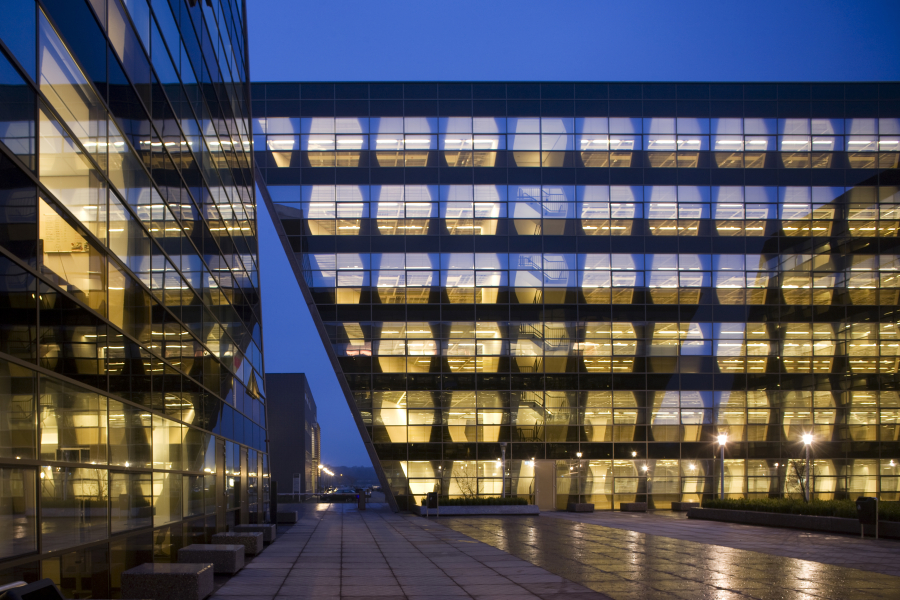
[421,497,529,507]
[701,498,900,522]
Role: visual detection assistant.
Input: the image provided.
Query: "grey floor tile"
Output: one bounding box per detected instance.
[340,584,405,596]
[340,576,399,585]
[213,585,284,596]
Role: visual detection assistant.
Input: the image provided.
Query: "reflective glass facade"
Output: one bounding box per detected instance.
[0,0,267,593]
[256,82,900,511]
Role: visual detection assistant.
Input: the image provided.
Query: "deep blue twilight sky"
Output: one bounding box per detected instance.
[248,0,900,467]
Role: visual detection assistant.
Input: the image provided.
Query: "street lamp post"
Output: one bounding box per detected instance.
[802,433,813,502]
[717,434,728,499]
[576,451,583,503]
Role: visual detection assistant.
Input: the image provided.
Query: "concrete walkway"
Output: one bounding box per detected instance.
[545,510,900,577]
[210,503,608,599]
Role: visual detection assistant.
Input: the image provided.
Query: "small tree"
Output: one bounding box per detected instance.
[786,459,817,502]
[452,464,478,499]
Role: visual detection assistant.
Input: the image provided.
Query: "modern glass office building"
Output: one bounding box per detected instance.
[255,81,900,512]
[0,0,268,593]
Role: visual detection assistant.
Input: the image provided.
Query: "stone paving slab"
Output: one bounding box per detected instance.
[210,503,609,600]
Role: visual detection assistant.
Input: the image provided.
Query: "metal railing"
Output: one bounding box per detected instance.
[277,492,371,503]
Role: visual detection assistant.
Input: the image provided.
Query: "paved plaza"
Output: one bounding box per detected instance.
[211,503,606,599]
[445,512,900,600]
[210,504,900,600]
[544,510,900,577]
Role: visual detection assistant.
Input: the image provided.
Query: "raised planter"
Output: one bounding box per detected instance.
[620,502,647,512]
[672,502,700,511]
[687,507,900,539]
[411,504,539,517]
[567,503,595,513]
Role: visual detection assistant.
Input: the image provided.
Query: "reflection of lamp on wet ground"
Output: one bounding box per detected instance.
[717,434,728,499]
[802,433,813,502]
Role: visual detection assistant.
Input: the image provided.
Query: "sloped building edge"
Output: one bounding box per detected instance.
[255,168,400,513]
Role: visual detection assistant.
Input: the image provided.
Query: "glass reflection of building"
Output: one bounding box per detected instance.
[256,81,900,512]
[0,0,268,594]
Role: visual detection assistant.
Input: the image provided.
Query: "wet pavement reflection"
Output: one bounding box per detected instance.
[546,510,900,578]
[209,504,611,599]
[440,515,900,600]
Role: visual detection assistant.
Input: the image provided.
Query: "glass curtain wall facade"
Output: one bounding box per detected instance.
[0,0,267,594]
[256,81,900,512]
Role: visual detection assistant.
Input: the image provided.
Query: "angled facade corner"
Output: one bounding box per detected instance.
[255,172,400,511]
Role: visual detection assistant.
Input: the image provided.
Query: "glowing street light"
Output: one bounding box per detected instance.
[803,433,813,502]
[717,434,728,499]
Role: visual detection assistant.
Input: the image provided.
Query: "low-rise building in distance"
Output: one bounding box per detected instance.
[267,373,318,497]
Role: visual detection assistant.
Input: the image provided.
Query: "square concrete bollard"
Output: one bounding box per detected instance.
[567,502,595,512]
[232,523,277,542]
[619,502,648,512]
[121,563,214,600]
[277,511,298,524]
[211,532,264,556]
[671,502,700,511]
[178,544,245,574]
